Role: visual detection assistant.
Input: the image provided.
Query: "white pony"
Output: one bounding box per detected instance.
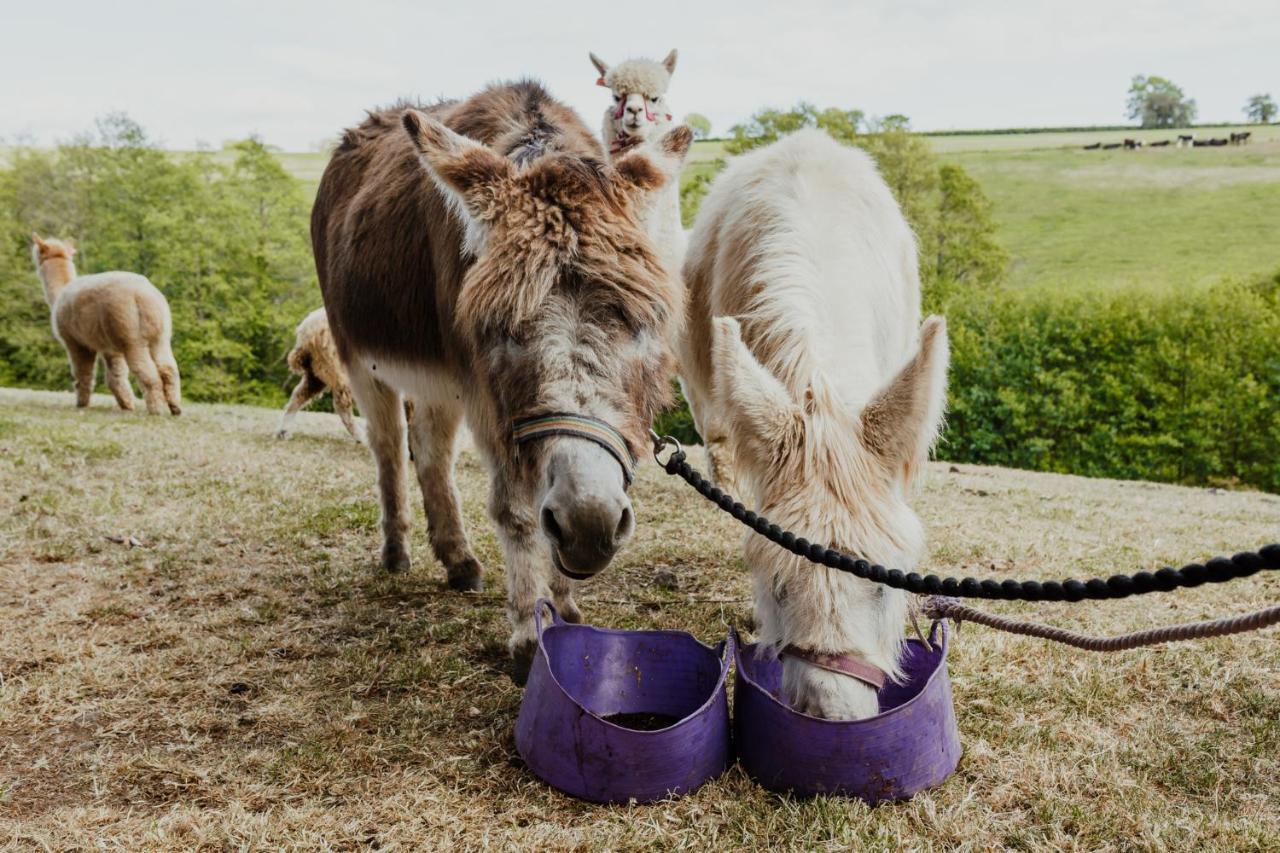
[680,129,949,719]
[589,49,685,268]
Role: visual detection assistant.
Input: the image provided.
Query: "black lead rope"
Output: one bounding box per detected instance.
[654,446,1280,603]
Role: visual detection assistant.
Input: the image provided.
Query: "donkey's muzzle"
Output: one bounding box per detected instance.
[542,494,634,579]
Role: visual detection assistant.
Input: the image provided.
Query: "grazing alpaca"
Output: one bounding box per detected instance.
[680,129,949,720]
[589,50,686,268]
[30,234,181,415]
[312,82,691,676]
[277,307,365,442]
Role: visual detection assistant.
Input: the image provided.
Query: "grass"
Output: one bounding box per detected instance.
[1,387,1277,848]
[941,137,1280,291]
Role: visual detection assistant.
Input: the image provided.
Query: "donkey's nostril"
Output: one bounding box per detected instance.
[542,506,564,546]
[614,506,633,543]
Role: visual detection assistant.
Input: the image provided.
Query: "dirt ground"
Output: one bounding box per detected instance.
[1,388,1276,850]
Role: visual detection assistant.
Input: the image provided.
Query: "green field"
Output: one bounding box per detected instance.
[9,122,1279,292]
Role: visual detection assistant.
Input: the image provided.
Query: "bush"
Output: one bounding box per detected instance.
[942,277,1280,491]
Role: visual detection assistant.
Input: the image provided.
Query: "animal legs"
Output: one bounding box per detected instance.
[152,341,182,415]
[407,402,483,591]
[678,376,742,498]
[277,372,327,438]
[105,354,136,411]
[488,474,553,683]
[349,368,412,573]
[66,342,97,408]
[124,346,166,415]
[331,384,366,443]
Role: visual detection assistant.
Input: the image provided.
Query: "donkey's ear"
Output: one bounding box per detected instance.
[31,232,45,249]
[662,49,678,76]
[613,125,694,199]
[589,52,610,82]
[402,109,511,222]
[859,316,949,483]
[711,317,801,459]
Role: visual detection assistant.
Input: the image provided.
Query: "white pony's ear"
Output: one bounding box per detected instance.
[859,316,949,483]
[589,52,610,84]
[711,317,801,460]
[662,49,678,76]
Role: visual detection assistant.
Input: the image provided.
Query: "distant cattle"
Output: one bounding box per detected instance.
[1102,142,1122,150]
[1177,134,1195,148]
[1208,138,1229,146]
[1083,142,1102,150]
[1123,138,1142,150]
[1230,132,1252,145]
[1148,140,1171,147]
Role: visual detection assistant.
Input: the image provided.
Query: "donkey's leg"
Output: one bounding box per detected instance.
[407,402,483,591]
[679,376,741,497]
[124,346,166,415]
[104,354,136,411]
[151,341,182,415]
[488,474,551,683]
[277,372,327,438]
[67,342,97,408]
[331,384,366,443]
[349,368,412,573]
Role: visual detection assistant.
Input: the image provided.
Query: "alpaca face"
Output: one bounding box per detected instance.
[589,51,678,155]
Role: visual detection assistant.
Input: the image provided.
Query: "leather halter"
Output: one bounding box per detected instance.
[513,413,637,486]
[781,646,888,691]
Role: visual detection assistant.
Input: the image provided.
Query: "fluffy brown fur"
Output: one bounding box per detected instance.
[30,234,181,415]
[277,307,363,442]
[312,81,688,675]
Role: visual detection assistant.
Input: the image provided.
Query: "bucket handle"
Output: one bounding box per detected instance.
[929,617,947,647]
[533,597,565,637]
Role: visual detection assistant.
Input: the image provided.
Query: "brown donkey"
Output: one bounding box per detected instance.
[31,234,181,415]
[313,82,691,675]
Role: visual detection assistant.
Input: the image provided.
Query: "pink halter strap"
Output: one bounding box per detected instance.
[781,645,888,691]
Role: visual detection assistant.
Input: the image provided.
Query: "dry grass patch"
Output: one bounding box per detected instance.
[0,388,1276,849]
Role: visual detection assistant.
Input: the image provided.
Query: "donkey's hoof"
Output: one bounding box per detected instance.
[380,544,412,574]
[276,429,290,440]
[446,558,485,592]
[510,640,537,686]
[169,405,182,416]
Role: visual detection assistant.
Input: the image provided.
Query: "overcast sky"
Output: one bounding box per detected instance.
[3,0,1275,151]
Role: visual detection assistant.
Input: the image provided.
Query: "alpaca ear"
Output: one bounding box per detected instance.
[662,49,678,76]
[31,232,45,249]
[401,109,511,223]
[613,125,694,198]
[589,52,610,83]
[64,238,76,255]
[859,316,949,482]
[711,316,801,460]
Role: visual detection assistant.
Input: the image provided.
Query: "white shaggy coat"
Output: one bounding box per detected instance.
[680,129,949,719]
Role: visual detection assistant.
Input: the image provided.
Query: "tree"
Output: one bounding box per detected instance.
[1126,75,1197,128]
[1244,93,1277,124]
[683,113,712,139]
[719,102,1006,301]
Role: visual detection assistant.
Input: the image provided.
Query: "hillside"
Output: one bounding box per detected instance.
[1,389,1276,848]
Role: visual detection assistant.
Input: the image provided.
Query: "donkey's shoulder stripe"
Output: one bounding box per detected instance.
[513,413,637,485]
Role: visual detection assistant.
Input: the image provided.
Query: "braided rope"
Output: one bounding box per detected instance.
[656,447,1280,603]
[921,597,1280,650]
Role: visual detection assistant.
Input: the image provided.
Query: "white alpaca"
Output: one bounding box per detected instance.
[680,129,949,720]
[590,49,686,269]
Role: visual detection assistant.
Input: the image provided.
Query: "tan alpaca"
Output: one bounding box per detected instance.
[30,234,181,415]
[277,307,364,442]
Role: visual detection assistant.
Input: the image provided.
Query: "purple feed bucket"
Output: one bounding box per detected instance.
[515,600,733,803]
[734,620,961,802]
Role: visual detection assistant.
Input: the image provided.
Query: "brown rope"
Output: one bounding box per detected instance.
[922,596,1280,651]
